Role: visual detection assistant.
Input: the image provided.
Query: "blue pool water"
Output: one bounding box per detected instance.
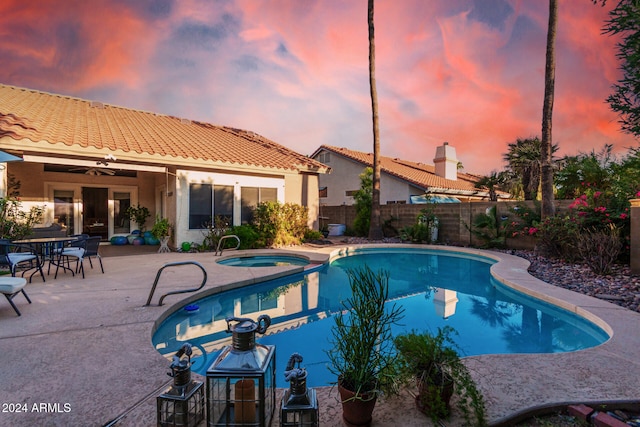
[153,248,609,388]
[217,255,310,267]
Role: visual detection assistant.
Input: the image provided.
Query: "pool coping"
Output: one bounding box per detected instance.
[0,243,638,426]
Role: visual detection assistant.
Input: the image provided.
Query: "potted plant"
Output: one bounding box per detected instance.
[151,216,172,239]
[393,327,486,426]
[151,215,172,251]
[124,204,151,233]
[326,265,404,427]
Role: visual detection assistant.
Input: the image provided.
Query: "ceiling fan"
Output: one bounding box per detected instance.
[68,166,116,176]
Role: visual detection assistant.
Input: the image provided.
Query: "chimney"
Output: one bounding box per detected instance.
[433,142,458,180]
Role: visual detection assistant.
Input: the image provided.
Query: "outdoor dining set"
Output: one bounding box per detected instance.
[0,234,104,316]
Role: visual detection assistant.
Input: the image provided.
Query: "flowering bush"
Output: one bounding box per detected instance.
[506,203,541,238]
[536,183,632,267]
[507,182,632,268]
[535,213,582,262]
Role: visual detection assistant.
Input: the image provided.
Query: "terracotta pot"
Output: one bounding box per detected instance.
[337,382,377,427]
[416,376,454,417]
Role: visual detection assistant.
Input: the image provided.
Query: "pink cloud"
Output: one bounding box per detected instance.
[0,0,636,176]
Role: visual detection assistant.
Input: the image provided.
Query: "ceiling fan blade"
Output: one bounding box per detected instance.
[98,168,116,175]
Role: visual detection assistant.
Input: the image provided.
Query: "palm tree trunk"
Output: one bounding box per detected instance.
[541,0,557,218]
[368,0,383,240]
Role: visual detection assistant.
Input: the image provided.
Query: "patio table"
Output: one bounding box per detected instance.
[13,236,82,277]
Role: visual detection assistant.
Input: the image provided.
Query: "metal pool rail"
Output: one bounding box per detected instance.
[145,261,208,306]
[214,234,240,256]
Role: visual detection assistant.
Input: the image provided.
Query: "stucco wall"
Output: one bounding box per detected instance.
[316,153,423,206]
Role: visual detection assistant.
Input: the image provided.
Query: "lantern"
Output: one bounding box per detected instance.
[206,315,276,426]
[280,353,319,427]
[157,343,205,427]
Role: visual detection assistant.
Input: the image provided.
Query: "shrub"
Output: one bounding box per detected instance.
[506,202,541,238]
[467,206,507,248]
[252,201,310,247]
[200,216,228,250]
[535,213,581,262]
[303,229,324,241]
[400,207,438,244]
[400,223,431,244]
[229,225,261,250]
[577,225,622,275]
[0,196,44,240]
[382,215,399,237]
[352,168,372,237]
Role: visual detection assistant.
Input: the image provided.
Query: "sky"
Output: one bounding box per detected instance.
[0,0,637,175]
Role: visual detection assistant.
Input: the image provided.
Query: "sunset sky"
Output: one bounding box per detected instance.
[0,0,636,175]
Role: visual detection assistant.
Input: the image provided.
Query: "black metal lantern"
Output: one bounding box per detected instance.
[206,315,276,426]
[157,343,205,427]
[280,353,319,427]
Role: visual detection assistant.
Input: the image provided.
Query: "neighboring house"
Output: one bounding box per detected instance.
[310,143,510,206]
[0,84,329,245]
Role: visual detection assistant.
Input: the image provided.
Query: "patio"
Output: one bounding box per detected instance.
[1,243,639,426]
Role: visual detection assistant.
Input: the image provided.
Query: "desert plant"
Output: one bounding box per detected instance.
[394,327,486,426]
[466,205,507,248]
[326,265,404,424]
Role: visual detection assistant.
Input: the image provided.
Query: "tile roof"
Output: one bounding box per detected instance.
[317,145,507,196]
[0,84,328,173]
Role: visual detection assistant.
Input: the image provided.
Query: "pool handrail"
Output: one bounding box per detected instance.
[214,234,240,256]
[145,260,208,306]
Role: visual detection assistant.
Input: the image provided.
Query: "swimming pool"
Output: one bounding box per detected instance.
[217,254,310,267]
[152,247,609,388]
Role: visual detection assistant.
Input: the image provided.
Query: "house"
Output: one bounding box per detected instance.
[0,84,329,245]
[310,143,510,206]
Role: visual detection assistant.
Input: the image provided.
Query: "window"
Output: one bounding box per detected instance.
[317,151,331,163]
[189,183,212,229]
[214,185,234,227]
[345,190,358,197]
[241,187,278,224]
[189,182,278,228]
[114,192,131,233]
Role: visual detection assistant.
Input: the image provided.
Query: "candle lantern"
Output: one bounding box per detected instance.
[206,315,276,426]
[157,343,205,427]
[280,353,319,427]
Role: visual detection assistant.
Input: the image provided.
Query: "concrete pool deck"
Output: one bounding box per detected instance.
[0,243,639,426]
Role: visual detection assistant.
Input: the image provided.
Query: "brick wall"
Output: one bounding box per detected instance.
[320,200,574,249]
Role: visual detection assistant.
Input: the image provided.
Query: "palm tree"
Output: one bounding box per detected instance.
[367,0,383,240]
[474,171,505,202]
[540,0,558,218]
[503,137,558,200]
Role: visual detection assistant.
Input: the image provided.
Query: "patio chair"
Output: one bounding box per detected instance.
[83,236,104,274]
[0,239,46,283]
[55,239,85,279]
[56,236,102,279]
[0,277,31,316]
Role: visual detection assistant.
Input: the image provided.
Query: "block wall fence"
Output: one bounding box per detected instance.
[319,200,575,250]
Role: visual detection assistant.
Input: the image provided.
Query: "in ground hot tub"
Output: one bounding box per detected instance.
[217,255,310,267]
